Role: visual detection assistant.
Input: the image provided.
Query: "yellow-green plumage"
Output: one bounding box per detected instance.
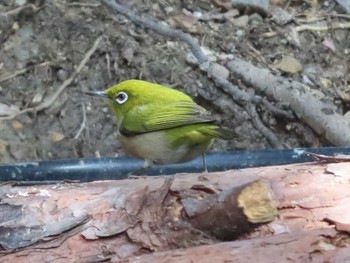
[85,80,234,167]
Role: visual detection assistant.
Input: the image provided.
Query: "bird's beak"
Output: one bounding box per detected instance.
[84,90,109,99]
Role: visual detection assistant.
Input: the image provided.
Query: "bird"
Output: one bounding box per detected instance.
[85,80,234,171]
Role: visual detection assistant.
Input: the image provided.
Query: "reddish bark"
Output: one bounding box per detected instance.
[0,162,350,262]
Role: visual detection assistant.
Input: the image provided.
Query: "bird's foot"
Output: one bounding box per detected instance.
[127,167,150,178]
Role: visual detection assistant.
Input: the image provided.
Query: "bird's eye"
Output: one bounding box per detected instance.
[114,91,128,104]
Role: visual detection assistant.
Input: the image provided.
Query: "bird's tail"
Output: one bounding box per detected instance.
[215,127,236,140]
[202,126,236,140]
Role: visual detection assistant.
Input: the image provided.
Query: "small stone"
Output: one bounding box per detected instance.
[344,111,350,120]
[270,6,293,25]
[57,69,68,81]
[232,15,249,27]
[32,91,44,105]
[164,6,174,15]
[12,22,19,30]
[273,56,302,74]
[235,29,245,37]
[193,11,203,19]
[232,0,269,16]
[336,0,350,13]
[249,13,263,25]
[201,62,230,80]
[15,0,27,6]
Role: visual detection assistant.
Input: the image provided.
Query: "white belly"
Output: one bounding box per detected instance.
[118,131,211,166]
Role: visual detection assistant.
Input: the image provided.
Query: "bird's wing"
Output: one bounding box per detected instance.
[119,101,216,136]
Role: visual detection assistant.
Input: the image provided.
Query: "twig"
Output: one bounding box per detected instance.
[244,104,283,148]
[262,98,294,120]
[260,22,350,38]
[0,36,102,121]
[74,103,87,139]
[0,62,51,83]
[0,4,38,17]
[297,22,350,32]
[101,0,208,64]
[101,0,282,147]
[68,3,100,7]
[106,53,112,79]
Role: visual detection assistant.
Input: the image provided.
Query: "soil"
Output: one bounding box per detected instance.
[0,0,349,163]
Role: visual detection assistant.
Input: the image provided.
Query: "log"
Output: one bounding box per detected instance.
[0,161,350,262]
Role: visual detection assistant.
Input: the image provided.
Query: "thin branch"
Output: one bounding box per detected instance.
[244,104,283,148]
[0,36,102,121]
[101,0,208,64]
[0,4,38,17]
[262,98,294,120]
[74,103,87,139]
[260,22,350,38]
[0,62,51,83]
[297,22,350,31]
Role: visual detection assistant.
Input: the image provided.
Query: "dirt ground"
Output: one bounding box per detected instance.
[0,0,349,163]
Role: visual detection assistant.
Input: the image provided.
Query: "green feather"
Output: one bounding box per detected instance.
[119,100,216,136]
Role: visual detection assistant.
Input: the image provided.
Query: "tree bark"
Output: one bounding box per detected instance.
[1,161,350,262]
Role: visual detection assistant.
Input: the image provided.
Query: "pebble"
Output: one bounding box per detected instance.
[235,29,245,37]
[57,69,68,81]
[270,6,293,25]
[232,15,249,27]
[15,0,27,6]
[164,6,174,15]
[231,0,269,16]
[336,0,350,13]
[193,11,203,19]
[249,13,263,25]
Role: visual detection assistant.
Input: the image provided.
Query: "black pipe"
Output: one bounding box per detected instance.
[0,147,349,184]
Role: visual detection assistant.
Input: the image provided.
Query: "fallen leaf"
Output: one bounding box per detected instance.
[32,91,44,105]
[311,0,319,9]
[121,40,139,64]
[12,120,23,129]
[273,56,303,73]
[0,102,20,117]
[51,132,65,142]
[171,14,199,33]
[212,0,232,10]
[320,78,332,89]
[322,38,336,52]
[199,9,239,21]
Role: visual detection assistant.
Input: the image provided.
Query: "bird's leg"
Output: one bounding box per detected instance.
[202,154,208,173]
[144,159,153,169]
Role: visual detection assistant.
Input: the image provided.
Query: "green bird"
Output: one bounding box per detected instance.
[85,80,234,170]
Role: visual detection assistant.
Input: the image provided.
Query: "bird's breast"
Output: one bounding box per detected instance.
[118,131,177,164]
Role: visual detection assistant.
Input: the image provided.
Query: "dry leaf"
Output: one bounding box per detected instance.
[273,56,302,73]
[200,9,239,21]
[32,91,44,105]
[51,132,65,142]
[0,102,20,117]
[212,0,232,10]
[171,14,199,33]
[320,78,332,89]
[12,120,23,129]
[322,38,336,52]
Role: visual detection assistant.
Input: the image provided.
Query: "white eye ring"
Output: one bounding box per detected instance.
[114,91,128,104]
